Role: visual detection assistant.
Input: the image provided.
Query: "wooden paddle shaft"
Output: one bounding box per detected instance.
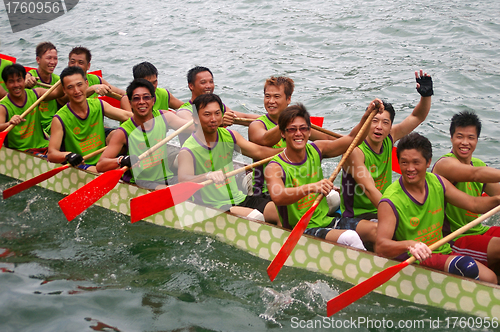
[2,80,61,133]
[406,203,500,265]
[82,146,107,161]
[234,117,342,139]
[106,91,123,100]
[199,151,282,186]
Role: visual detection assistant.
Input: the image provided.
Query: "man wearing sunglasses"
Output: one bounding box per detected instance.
[96,79,193,189]
[47,66,132,172]
[264,102,380,248]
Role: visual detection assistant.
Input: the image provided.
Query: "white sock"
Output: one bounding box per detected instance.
[337,230,366,250]
[247,209,265,222]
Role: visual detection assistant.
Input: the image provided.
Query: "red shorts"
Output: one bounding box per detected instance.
[451,226,500,267]
[419,253,449,271]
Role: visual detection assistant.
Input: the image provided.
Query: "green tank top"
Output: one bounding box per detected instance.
[340,135,393,218]
[269,143,330,230]
[0,58,14,91]
[28,69,60,133]
[54,99,105,165]
[120,109,173,184]
[380,172,451,255]
[252,114,286,195]
[0,89,49,150]
[86,73,102,99]
[434,152,488,237]
[181,128,246,209]
[153,88,170,111]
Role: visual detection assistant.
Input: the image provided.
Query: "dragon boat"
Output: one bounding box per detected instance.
[1,146,499,318]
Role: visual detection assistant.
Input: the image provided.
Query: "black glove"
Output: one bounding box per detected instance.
[119,155,139,168]
[416,75,433,97]
[65,153,84,167]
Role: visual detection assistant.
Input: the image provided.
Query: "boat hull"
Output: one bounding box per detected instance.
[1,147,499,318]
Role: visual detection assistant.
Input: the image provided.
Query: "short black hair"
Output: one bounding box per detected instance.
[36,41,57,58]
[69,46,91,63]
[1,64,26,83]
[60,66,86,87]
[187,66,213,85]
[132,62,158,79]
[397,132,432,163]
[278,103,311,132]
[450,111,481,138]
[382,100,395,124]
[192,93,223,118]
[126,78,156,101]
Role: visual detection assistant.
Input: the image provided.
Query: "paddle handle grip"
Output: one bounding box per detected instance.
[33,79,52,89]
[82,146,107,161]
[137,119,194,161]
[107,91,123,100]
[198,151,282,187]
[3,80,61,134]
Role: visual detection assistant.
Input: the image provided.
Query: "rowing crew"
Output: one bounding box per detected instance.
[1,45,499,285]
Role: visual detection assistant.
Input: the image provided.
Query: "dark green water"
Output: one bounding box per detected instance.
[2,0,500,330]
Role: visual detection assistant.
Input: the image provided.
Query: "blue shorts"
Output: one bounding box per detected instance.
[77,164,93,170]
[304,219,337,239]
[334,216,364,231]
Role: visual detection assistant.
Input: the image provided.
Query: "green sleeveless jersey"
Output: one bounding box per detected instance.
[252,114,286,195]
[181,128,246,209]
[120,110,173,184]
[380,172,451,255]
[0,89,49,150]
[0,58,14,91]
[54,99,105,165]
[86,73,102,99]
[28,69,60,133]
[341,135,393,218]
[269,143,330,230]
[153,88,170,111]
[434,152,488,237]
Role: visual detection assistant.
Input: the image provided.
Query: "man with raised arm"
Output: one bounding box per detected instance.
[67,46,125,99]
[96,79,193,189]
[0,64,63,153]
[47,66,132,172]
[264,102,378,249]
[338,70,433,246]
[248,76,336,197]
[24,42,61,133]
[178,93,280,224]
[176,66,259,140]
[376,132,498,283]
[432,111,500,272]
[120,62,184,112]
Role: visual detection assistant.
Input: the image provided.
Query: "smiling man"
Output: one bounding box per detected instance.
[264,102,376,248]
[0,64,63,153]
[338,70,433,247]
[178,93,280,223]
[48,66,132,172]
[96,78,193,189]
[432,111,500,272]
[376,132,498,283]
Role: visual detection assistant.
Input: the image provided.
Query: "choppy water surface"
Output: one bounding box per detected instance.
[1,0,500,331]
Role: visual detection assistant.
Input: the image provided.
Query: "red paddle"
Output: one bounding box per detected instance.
[0,54,17,63]
[3,147,106,199]
[326,203,500,316]
[0,80,61,150]
[130,152,281,223]
[267,102,382,282]
[58,120,193,221]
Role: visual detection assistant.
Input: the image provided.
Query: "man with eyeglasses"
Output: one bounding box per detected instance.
[96,79,193,189]
[47,66,132,172]
[178,93,281,224]
[264,102,379,248]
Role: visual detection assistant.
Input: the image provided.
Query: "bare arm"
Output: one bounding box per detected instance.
[162,111,195,132]
[0,105,26,131]
[0,86,7,99]
[96,129,127,172]
[101,101,133,122]
[100,78,125,97]
[168,93,184,110]
[232,130,283,160]
[310,128,337,141]
[390,70,432,142]
[34,84,64,101]
[47,116,69,163]
[443,176,500,213]
[434,156,500,185]
[120,95,132,112]
[248,120,282,147]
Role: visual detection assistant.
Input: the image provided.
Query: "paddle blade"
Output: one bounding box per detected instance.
[58,169,125,221]
[310,116,324,127]
[99,95,121,108]
[130,182,204,223]
[392,147,401,174]
[267,205,317,281]
[3,165,70,199]
[326,261,409,316]
[0,131,7,151]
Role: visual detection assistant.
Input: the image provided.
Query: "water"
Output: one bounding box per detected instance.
[1,0,500,330]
